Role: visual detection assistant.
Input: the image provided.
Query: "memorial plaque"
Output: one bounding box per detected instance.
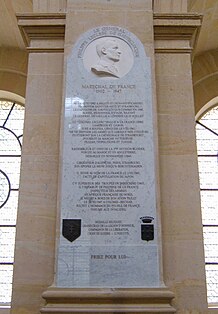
[57,26,161,287]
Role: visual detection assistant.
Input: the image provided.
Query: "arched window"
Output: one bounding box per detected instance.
[196,101,218,306]
[0,96,25,307]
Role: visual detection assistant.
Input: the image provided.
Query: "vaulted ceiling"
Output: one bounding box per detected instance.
[188,0,218,55]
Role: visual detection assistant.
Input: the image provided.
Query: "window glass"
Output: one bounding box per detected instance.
[0,100,24,305]
[196,105,218,305]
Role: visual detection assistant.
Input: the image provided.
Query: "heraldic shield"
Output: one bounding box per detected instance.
[62,219,81,242]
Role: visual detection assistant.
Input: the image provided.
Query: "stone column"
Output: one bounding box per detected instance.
[11,13,65,314]
[154,12,208,313]
[40,0,175,313]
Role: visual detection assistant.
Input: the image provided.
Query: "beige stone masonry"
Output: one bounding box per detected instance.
[154,13,202,53]
[154,0,188,13]
[33,0,67,13]
[41,287,176,314]
[192,49,218,113]
[0,47,27,97]
[154,11,208,314]
[11,13,65,314]
[64,0,154,56]
[17,14,66,52]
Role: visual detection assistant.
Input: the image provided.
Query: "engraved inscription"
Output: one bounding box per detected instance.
[57,26,160,288]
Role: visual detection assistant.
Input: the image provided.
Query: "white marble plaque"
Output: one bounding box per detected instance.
[57,26,161,287]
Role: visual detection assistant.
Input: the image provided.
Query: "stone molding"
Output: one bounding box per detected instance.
[153,13,202,53]
[17,13,202,54]
[40,287,176,313]
[16,13,66,53]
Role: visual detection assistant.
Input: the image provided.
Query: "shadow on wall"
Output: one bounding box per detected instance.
[0,48,28,98]
[193,50,218,114]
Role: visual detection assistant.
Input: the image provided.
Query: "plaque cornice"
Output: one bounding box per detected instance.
[41,287,176,313]
[153,13,202,53]
[16,13,66,53]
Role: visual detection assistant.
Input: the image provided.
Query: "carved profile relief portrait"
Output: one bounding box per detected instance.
[83,37,134,79]
[91,38,121,78]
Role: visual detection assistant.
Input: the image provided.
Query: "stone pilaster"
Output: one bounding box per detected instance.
[154,13,208,313]
[40,1,176,313]
[11,14,65,314]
